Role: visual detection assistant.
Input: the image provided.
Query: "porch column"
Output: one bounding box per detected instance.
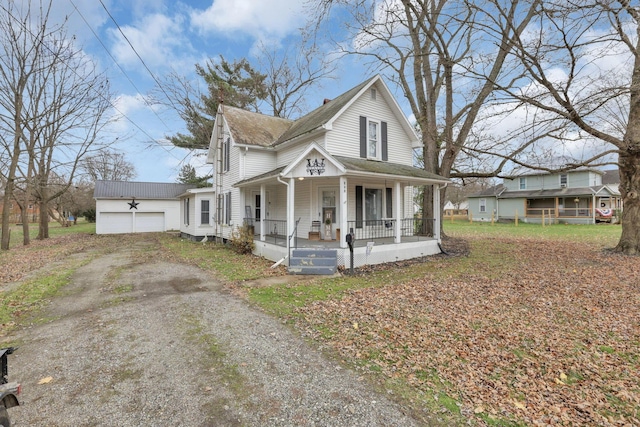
[339,176,347,248]
[287,177,295,257]
[260,184,266,241]
[433,184,442,242]
[592,194,596,224]
[394,181,401,243]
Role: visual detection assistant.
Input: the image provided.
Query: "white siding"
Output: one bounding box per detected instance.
[326,81,414,165]
[96,199,181,234]
[275,135,322,168]
[244,149,276,179]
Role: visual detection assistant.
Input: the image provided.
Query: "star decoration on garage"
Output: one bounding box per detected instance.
[128,199,139,210]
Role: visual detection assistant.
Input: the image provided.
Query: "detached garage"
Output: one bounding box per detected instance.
[94,181,196,235]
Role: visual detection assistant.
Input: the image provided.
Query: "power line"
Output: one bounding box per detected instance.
[97,0,180,116]
[0,2,185,164]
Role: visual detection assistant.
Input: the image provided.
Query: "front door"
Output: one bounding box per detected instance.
[321,188,338,239]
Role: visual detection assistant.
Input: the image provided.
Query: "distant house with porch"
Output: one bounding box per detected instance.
[179,75,449,270]
[467,168,622,224]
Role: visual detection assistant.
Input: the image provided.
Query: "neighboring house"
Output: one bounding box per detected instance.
[467,169,622,224]
[443,201,469,219]
[95,180,195,234]
[180,75,449,268]
[0,195,41,224]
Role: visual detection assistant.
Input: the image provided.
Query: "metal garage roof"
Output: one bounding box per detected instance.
[94,180,197,199]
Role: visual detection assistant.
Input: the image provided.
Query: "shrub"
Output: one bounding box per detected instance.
[229,224,255,254]
[82,208,96,223]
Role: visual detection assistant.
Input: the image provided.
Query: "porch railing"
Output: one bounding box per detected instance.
[346,217,435,241]
[243,218,288,244]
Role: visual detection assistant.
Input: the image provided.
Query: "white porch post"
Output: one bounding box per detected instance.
[433,184,442,242]
[287,177,295,259]
[260,184,266,241]
[394,181,402,243]
[339,176,348,248]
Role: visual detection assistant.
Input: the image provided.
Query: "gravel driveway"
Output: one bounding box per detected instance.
[7,238,425,426]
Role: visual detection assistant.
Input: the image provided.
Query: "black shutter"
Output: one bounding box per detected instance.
[356,185,363,228]
[381,121,388,161]
[386,187,392,218]
[359,116,367,158]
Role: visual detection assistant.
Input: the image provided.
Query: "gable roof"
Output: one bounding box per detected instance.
[274,76,378,145]
[209,75,419,156]
[94,180,196,199]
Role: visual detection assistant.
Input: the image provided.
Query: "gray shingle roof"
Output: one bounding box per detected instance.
[274,77,377,145]
[224,106,292,147]
[94,180,196,199]
[221,76,379,149]
[233,156,448,187]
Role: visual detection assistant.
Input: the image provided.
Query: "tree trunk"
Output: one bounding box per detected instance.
[38,198,49,239]
[20,203,30,246]
[614,151,640,254]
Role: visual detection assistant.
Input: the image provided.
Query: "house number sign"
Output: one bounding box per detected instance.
[306,158,326,176]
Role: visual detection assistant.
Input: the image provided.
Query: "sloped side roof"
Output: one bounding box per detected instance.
[224,106,292,147]
[335,156,447,182]
[274,76,378,145]
[467,184,505,198]
[602,169,620,185]
[94,180,196,199]
[496,185,615,199]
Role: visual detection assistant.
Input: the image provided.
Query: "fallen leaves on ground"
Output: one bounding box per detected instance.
[297,236,640,426]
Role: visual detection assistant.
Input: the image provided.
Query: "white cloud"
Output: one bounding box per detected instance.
[189,0,305,42]
[108,13,195,71]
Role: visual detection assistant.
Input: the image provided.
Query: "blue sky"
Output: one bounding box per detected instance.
[49,0,363,182]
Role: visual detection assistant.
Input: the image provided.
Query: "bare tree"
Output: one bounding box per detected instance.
[492,0,639,254]
[257,37,336,118]
[82,150,137,182]
[312,0,541,235]
[0,0,114,248]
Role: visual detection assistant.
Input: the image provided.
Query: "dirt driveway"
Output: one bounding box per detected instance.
[7,237,424,426]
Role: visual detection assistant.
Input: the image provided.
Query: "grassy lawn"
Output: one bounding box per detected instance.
[241,222,637,426]
[1,220,96,249]
[1,221,636,426]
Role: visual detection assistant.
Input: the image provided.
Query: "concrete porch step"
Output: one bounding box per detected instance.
[288,249,337,275]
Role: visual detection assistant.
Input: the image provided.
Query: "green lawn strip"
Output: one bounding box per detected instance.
[158,234,278,282]
[444,221,621,247]
[180,310,256,420]
[2,221,96,249]
[0,258,91,335]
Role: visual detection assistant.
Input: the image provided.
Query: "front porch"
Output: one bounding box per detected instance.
[247,217,441,269]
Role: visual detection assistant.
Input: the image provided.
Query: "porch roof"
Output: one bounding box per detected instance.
[496,185,617,199]
[233,156,448,187]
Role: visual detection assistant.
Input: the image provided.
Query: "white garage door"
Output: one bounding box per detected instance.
[135,212,165,232]
[99,212,133,234]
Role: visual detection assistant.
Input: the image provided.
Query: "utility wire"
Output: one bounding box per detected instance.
[97,0,180,116]
[69,0,173,134]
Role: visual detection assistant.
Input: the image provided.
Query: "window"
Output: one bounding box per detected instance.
[479,198,486,213]
[184,198,190,225]
[365,188,383,222]
[224,192,232,225]
[222,137,230,172]
[200,200,210,225]
[560,174,568,187]
[519,177,526,190]
[368,121,379,158]
[371,88,377,100]
[254,194,261,221]
[359,116,388,160]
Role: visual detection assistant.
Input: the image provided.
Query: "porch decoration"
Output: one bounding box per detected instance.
[324,218,333,240]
